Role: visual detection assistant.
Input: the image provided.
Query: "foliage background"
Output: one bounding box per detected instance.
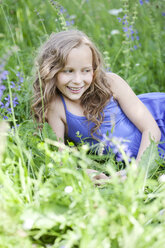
[0,0,165,247]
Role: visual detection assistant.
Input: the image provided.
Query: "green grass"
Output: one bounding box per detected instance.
[0,0,165,247]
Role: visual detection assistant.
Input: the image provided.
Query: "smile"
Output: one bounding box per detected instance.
[67,86,84,93]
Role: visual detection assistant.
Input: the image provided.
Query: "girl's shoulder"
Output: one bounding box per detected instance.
[106,72,122,84]
[47,93,66,123]
[106,72,125,100]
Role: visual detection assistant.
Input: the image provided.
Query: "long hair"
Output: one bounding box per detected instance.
[32,29,113,135]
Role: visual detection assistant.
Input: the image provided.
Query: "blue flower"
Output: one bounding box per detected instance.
[3,116,8,120]
[139,0,143,5]
[13,97,19,107]
[7,108,12,113]
[10,81,16,88]
[102,134,132,162]
[117,17,122,22]
[0,101,5,108]
[0,70,9,81]
[123,27,128,32]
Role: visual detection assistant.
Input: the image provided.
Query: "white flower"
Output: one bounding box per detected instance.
[159,174,165,183]
[135,63,140,66]
[64,186,73,193]
[108,8,123,16]
[22,218,34,230]
[111,29,120,35]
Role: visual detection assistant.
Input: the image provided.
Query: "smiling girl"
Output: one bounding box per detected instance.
[32,29,165,165]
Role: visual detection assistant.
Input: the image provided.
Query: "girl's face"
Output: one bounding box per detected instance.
[56,44,93,103]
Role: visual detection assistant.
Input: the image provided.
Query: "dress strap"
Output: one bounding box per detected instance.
[60,94,67,113]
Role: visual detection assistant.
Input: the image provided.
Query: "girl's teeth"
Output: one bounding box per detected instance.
[69,87,82,90]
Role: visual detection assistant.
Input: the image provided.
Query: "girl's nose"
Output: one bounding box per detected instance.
[72,72,82,83]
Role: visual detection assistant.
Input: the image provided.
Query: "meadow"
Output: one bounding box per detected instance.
[0,0,165,247]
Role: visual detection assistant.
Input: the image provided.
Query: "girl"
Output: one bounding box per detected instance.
[32,29,165,165]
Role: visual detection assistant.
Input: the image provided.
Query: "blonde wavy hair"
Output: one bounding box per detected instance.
[32,29,113,135]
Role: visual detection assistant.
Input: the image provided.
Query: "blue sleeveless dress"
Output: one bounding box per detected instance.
[60,93,165,159]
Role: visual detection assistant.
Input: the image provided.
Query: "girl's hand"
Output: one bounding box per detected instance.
[86,169,110,185]
[86,169,127,185]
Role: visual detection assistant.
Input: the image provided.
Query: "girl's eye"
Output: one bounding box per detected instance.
[63,69,73,73]
[83,69,91,73]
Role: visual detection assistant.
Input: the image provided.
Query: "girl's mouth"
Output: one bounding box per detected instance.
[67,86,83,93]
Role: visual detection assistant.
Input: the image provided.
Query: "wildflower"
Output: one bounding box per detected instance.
[162,12,165,16]
[59,7,66,13]
[10,81,16,88]
[4,95,10,107]
[64,186,73,193]
[0,85,6,100]
[111,29,120,35]
[0,101,5,107]
[123,27,128,32]
[139,0,143,5]
[16,72,24,83]
[0,70,8,82]
[3,116,8,120]
[0,85,6,91]
[102,134,132,162]
[13,97,19,107]
[159,174,165,183]
[117,17,122,22]
[108,8,123,16]
[66,20,71,26]
[7,108,12,113]
[22,218,34,230]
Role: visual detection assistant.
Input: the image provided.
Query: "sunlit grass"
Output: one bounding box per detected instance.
[0,0,165,247]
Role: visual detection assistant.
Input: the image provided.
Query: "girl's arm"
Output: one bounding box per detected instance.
[47,96,65,143]
[107,73,161,164]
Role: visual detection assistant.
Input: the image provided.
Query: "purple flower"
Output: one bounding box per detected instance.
[123,27,128,32]
[130,29,134,35]
[19,77,24,83]
[3,116,8,120]
[102,134,132,162]
[139,0,143,5]
[0,70,9,81]
[59,7,66,13]
[16,72,20,77]
[0,85,6,100]
[0,101,5,108]
[131,36,134,41]
[0,85,6,91]
[10,81,16,88]
[13,97,19,107]
[117,17,122,22]
[7,108,12,113]
[16,72,24,84]
[4,94,10,107]
[162,12,165,17]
